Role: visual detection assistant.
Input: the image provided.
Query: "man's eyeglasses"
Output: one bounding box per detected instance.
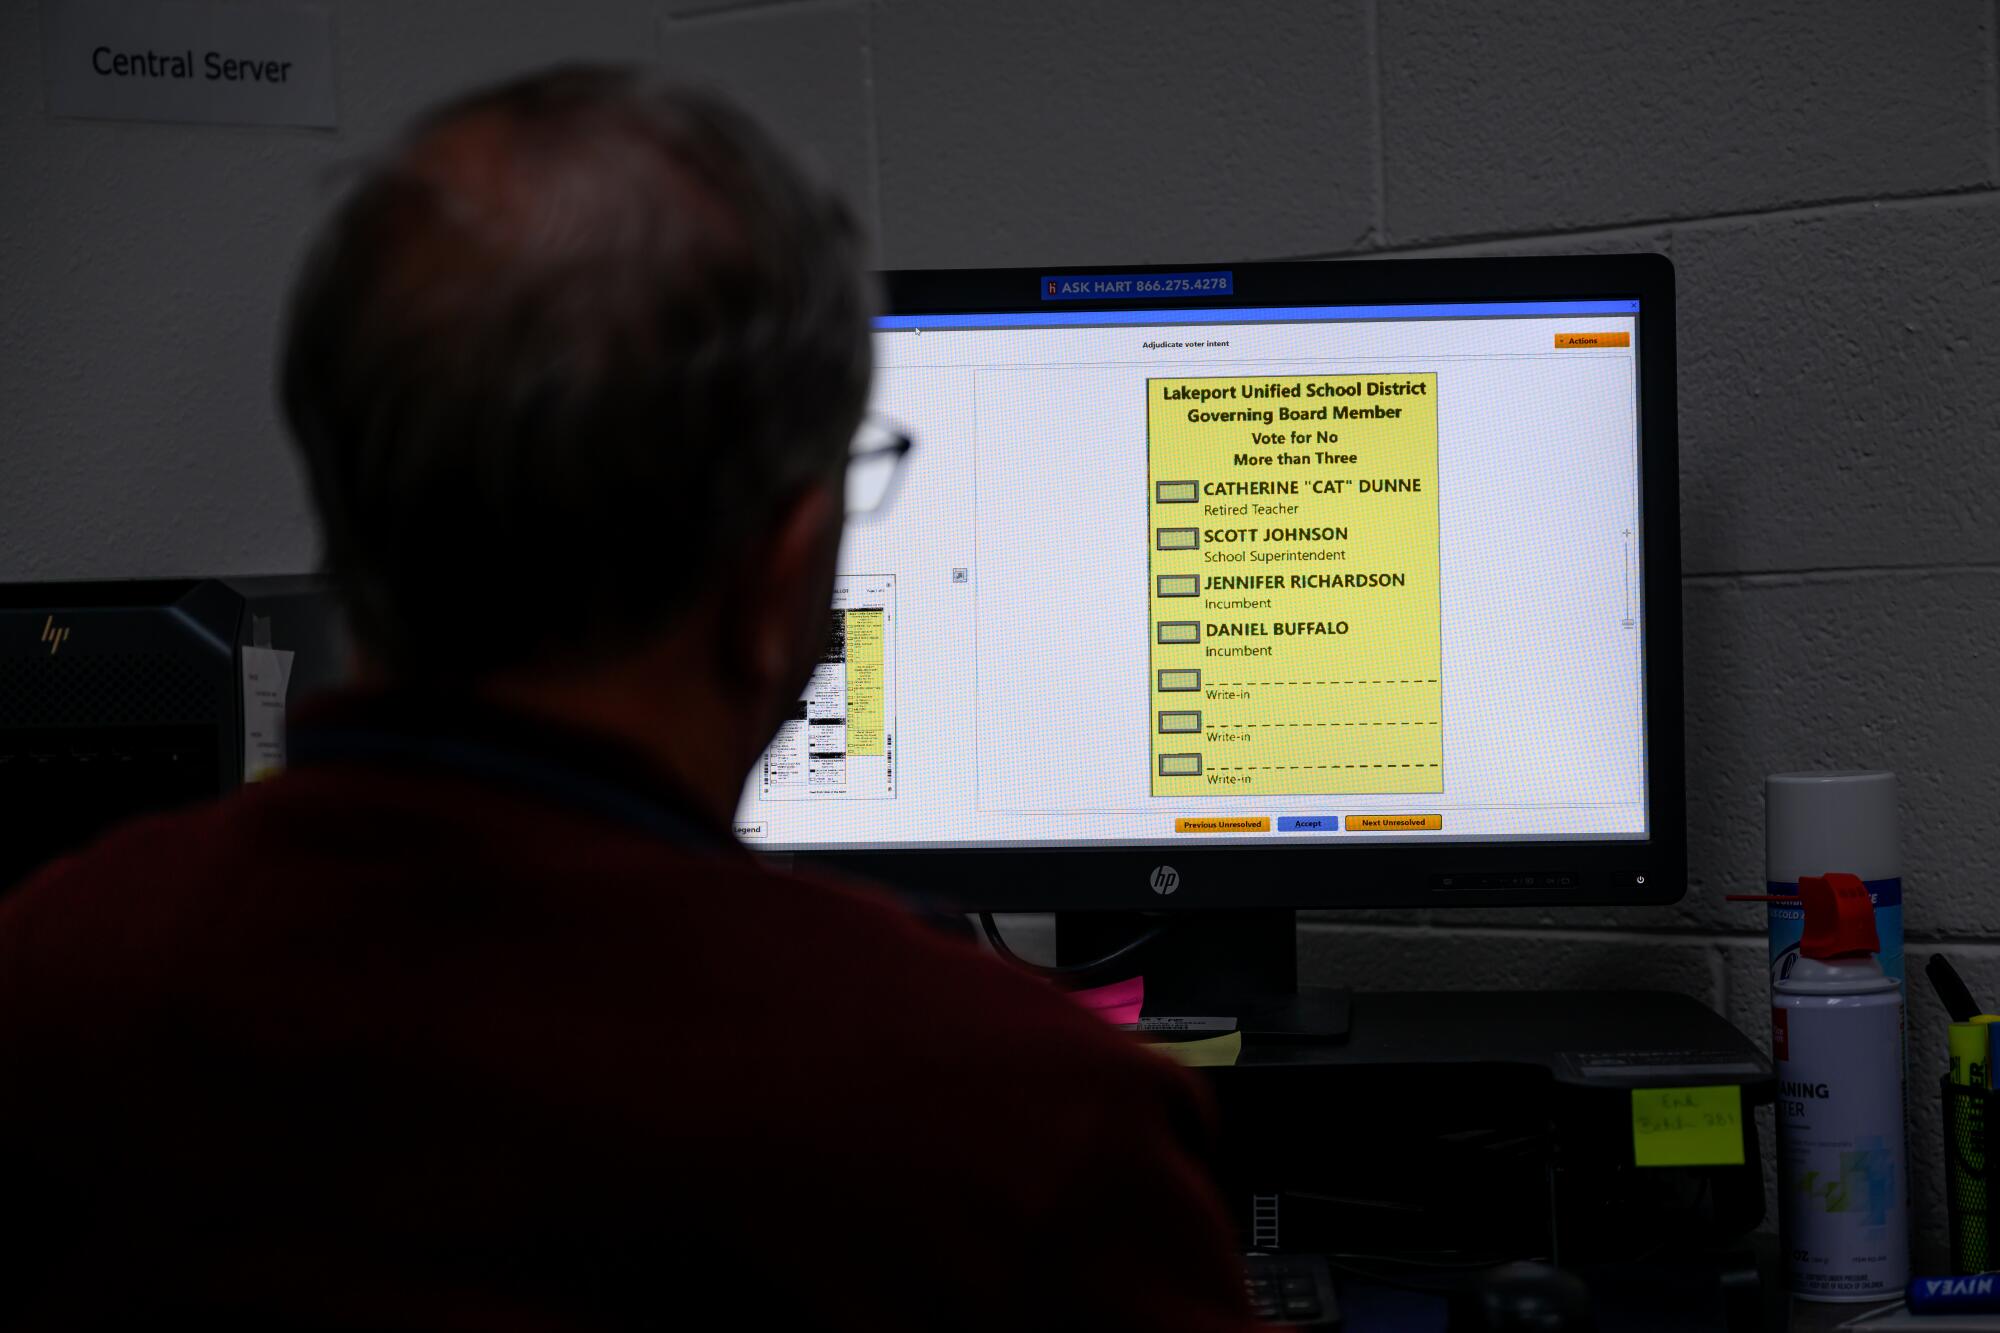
[847,417,914,517]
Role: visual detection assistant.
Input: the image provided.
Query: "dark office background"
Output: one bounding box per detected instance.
[2,0,1996,1263]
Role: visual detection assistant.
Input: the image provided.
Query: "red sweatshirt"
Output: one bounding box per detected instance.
[0,694,1251,1330]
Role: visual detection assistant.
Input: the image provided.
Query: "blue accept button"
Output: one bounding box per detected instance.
[1277,816,1337,832]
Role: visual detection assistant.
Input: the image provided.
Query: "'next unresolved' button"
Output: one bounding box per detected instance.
[1345,814,1443,832]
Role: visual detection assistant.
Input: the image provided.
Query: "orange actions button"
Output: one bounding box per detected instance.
[1554,331,1630,348]
[1176,816,1272,833]
[1345,814,1443,832]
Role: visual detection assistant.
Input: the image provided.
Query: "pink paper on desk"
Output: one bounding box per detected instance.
[1067,975,1143,1026]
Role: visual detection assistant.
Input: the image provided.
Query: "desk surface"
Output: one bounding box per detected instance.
[1208,991,1779,1329]
[1229,988,1773,1095]
[1332,1281,1905,1332]
[1330,1237,1871,1332]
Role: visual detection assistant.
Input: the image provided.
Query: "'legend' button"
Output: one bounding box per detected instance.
[1345,814,1443,832]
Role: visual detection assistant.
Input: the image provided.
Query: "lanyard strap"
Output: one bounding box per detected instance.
[288,726,732,855]
[289,723,972,938]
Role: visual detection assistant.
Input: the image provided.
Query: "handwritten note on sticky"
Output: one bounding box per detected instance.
[1154,1032,1242,1068]
[1631,1085,1744,1167]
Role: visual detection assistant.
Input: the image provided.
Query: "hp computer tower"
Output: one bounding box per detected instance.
[0,577,344,891]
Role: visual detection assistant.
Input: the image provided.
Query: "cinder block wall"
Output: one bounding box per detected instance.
[4,0,1997,1261]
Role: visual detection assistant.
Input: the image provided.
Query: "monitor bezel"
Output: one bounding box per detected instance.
[783,255,1683,912]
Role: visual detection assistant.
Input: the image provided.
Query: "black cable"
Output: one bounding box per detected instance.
[1319,1252,1555,1295]
[1328,1251,1551,1273]
[977,912,1169,978]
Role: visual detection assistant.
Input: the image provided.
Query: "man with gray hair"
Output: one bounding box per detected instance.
[0,67,1251,1328]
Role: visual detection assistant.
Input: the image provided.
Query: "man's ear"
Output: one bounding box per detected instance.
[725,482,844,698]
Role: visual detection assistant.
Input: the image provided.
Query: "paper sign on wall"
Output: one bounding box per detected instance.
[43,0,337,128]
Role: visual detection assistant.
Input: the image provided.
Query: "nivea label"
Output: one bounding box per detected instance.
[1908,1274,2000,1313]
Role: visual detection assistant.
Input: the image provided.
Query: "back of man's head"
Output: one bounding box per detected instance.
[282,65,874,682]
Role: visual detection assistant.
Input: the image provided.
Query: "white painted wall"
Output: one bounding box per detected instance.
[5,0,1999,1262]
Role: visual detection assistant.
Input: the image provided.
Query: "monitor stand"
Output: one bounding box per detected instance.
[1055,910,1351,1041]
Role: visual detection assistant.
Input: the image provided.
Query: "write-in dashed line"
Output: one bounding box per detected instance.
[1217,721,1440,728]
[1208,763,1443,771]
[1203,678,1440,687]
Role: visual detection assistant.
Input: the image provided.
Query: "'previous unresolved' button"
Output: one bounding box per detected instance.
[1176,817,1271,833]
[1345,814,1443,832]
[1554,331,1630,348]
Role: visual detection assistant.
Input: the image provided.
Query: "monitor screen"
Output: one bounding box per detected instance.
[734,259,1681,911]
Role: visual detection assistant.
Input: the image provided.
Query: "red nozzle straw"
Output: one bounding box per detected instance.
[1797,873,1879,960]
[1728,876,1877,959]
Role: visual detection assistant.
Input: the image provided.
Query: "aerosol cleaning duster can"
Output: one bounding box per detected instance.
[1775,873,1908,1301]
[1767,771,1902,999]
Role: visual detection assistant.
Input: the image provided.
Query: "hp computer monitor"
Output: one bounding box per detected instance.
[734,256,1682,914]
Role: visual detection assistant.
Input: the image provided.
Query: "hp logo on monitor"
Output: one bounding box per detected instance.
[1150,865,1180,896]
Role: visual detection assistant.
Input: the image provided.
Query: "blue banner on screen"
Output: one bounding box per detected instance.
[1042,271,1234,300]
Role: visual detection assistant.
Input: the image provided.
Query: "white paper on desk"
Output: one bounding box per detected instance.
[241,646,294,782]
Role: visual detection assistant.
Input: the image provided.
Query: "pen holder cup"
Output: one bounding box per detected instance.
[1944,1076,1997,1273]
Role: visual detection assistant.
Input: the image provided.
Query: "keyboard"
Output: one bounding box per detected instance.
[1242,1252,1341,1326]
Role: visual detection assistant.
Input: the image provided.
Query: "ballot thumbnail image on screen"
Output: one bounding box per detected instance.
[737,296,1647,851]
[760,575,895,802]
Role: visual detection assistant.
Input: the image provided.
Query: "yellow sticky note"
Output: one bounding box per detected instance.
[1154,1032,1242,1068]
[1630,1085,1744,1167]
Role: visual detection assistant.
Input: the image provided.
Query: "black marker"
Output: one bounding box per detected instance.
[1928,952,1981,1023]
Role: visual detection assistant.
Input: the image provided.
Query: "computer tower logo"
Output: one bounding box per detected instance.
[1150,865,1180,895]
[39,615,70,655]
